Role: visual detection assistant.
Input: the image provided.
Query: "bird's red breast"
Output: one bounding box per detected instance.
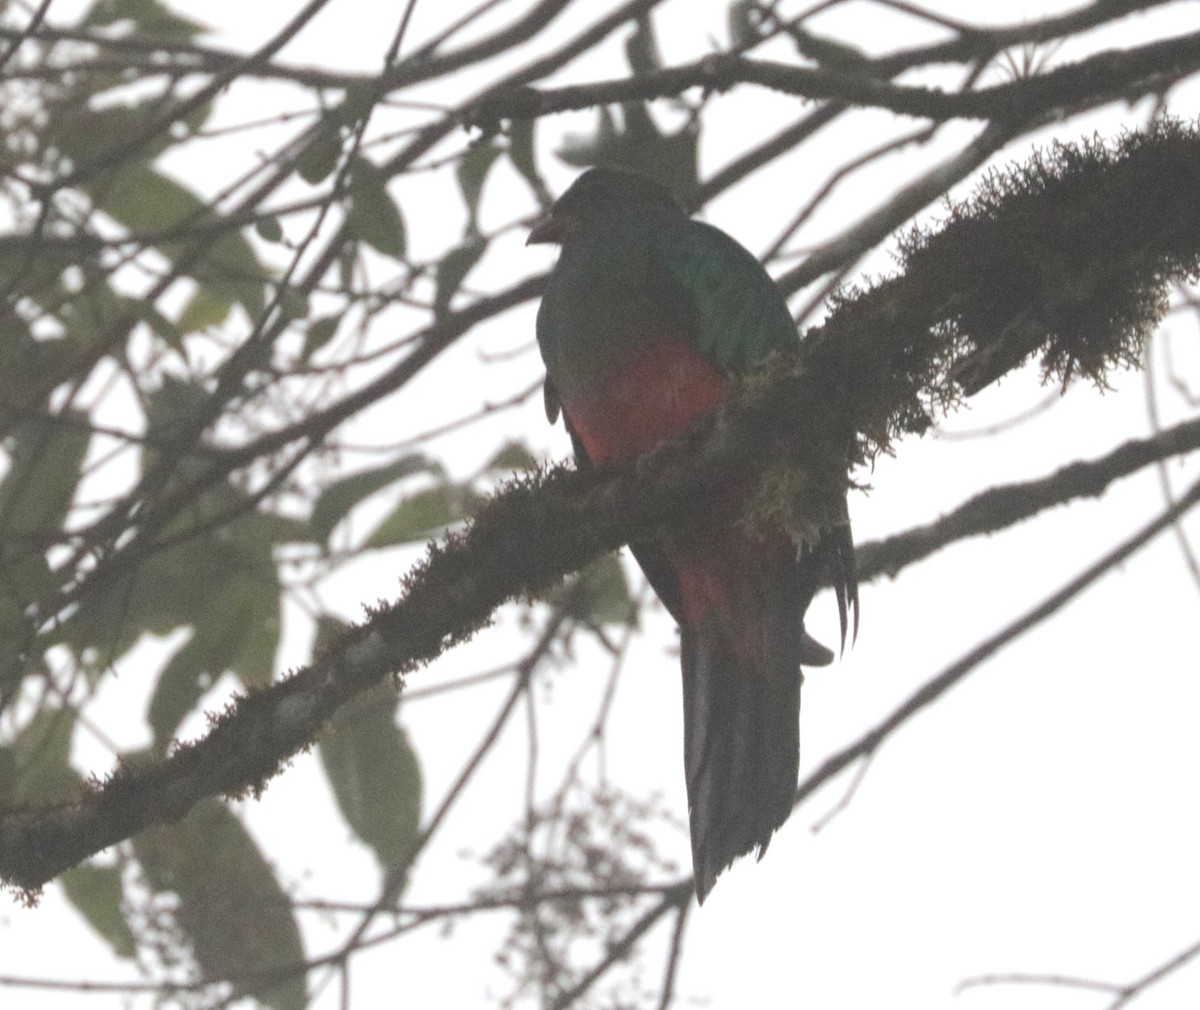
[563,334,728,464]
[562,333,787,661]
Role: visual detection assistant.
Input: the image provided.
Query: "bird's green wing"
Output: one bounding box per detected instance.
[655,219,798,373]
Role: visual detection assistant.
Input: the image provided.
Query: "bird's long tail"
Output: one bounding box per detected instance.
[678,528,855,903]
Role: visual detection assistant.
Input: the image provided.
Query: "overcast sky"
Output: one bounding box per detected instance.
[4,2,1200,1008]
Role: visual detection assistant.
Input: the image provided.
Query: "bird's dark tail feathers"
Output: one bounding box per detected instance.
[681,613,802,903]
[680,525,857,903]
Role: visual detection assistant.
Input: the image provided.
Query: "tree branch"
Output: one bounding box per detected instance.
[469,29,1200,127]
[857,413,1200,582]
[3,117,1199,893]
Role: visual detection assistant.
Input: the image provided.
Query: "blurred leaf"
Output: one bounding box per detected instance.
[147,574,280,746]
[319,686,422,874]
[229,575,282,689]
[49,95,211,167]
[311,455,440,543]
[61,863,137,960]
[788,26,868,68]
[625,15,663,74]
[128,298,184,351]
[727,0,762,48]
[456,141,502,232]
[0,412,79,687]
[177,284,232,332]
[134,800,306,1010]
[0,550,59,695]
[61,494,286,668]
[89,165,266,321]
[433,238,485,315]
[302,315,340,359]
[347,156,406,259]
[339,81,378,127]
[90,162,204,236]
[483,439,538,473]
[365,482,483,548]
[554,16,698,196]
[561,554,633,627]
[276,284,308,323]
[312,613,351,658]
[506,118,550,207]
[558,105,698,196]
[148,629,220,747]
[558,105,621,169]
[296,129,342,185]
[0,333,68,406]
[0,706,79,804]
[141,374,209,449]
[0,414,89,537]
[83,0,207,39]
[192,231,268,320]
[255,217,284,243]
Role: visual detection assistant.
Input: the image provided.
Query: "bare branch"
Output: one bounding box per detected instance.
[470,30,1200,127]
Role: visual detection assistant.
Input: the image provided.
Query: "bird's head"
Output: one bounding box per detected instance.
[526,166,683,246]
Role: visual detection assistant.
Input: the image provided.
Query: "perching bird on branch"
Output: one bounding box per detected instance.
[530,166,857,902]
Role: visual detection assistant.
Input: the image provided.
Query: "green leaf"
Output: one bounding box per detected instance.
[312,614,351,658]
[0,414,90,537]
[625,15,663,74]
[90,163,205,236]
[0,706,79,804]
[310,455,440,543]
[302,315,340,359]
[318,686,422,874]
[134,800,306,1010]
[563,554,634,627]
[365,483,483,548]
[141,374,210,448]
[229,575,282,689]
[60,493,284,668]
[83,0,206,38]
[89,165,267,320]
[177,283,232,332]
[193,231,268,320]
[338,82,378,127]
[346,156,406,259]
[456,141,502,232]
[552,17,698,197]
[148,629,221,747]
[727,0,762,48]
[786,26,868,68]
[483,439,538,473]
[146,574,280,746]
[49,96,210,168]
[0,414,78,687]
[128,298,184,351]
[255,217,284,243]
[507,118,550,206]
[558,105,621,169]
[61,863,137,960]
[0,332,66,403]
[296,130,342,185]
[433,238,485,315]
[276,284,309,323]
[0,551,60,696]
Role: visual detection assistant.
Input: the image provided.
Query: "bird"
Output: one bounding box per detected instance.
[529,166,856,902]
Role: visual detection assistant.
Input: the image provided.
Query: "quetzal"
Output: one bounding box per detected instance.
[529,166,857,902]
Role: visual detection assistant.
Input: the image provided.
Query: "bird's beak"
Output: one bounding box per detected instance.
[526,211,569,245]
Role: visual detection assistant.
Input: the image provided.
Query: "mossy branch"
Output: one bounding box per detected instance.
[3,119,1200,893]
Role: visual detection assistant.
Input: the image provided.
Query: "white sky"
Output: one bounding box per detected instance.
[3,1,1200,1008]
